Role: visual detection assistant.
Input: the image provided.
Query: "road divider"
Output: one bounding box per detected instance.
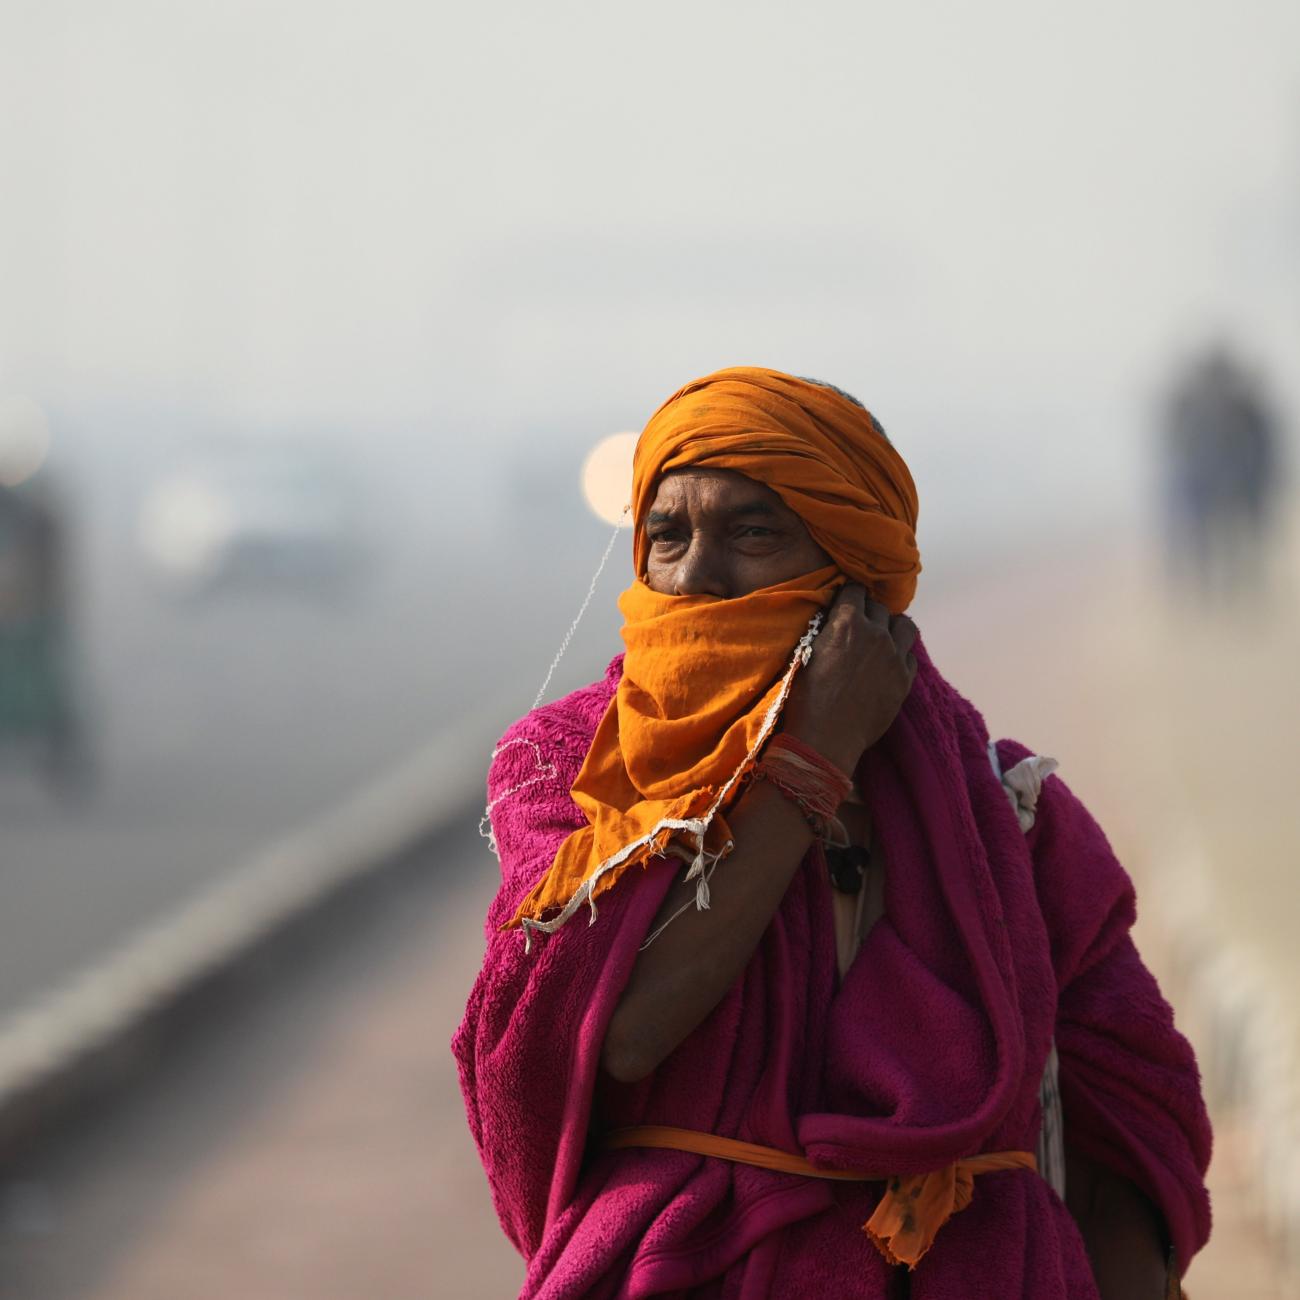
[0,701,508,1159]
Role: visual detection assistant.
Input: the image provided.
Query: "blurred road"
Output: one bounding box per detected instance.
[0,817,520,1300]
[2,511,1296,1298]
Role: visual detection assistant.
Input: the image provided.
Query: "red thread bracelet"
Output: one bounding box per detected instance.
[751,733,854,839]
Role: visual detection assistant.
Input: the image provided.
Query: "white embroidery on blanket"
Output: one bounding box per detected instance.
[479,738,558,858]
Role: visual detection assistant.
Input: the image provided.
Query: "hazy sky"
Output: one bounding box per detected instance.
[1,0,1297,529]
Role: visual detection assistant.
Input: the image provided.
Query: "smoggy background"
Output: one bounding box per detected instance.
[1,3,1297,1296]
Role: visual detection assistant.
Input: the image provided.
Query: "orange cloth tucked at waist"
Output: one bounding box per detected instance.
[602,1124,1037,1270]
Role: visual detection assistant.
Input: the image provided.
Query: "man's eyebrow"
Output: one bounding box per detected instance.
[647,509,675,525]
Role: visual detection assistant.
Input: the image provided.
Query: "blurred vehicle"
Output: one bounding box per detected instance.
[0,479,93,794]
[136,446,367,598]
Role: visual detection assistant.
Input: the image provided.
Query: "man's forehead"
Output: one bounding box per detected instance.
[650,468,788,512]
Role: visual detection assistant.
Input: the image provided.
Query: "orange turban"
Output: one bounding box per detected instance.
[506,367,921,941]
[634,367,920,613]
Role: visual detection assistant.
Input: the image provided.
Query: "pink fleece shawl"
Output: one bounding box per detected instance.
[452,642,1211,1298]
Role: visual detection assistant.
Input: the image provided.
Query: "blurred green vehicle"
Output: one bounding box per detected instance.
[0,481,91,793]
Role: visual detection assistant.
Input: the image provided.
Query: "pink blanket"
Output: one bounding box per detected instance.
[453,644,1211,1298]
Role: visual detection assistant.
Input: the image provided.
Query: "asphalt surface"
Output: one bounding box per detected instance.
[0,815,520,1300]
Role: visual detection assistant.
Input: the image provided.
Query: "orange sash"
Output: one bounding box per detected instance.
[602,1124,1036,1270]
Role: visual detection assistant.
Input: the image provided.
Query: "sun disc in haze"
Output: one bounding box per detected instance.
[581,432,637,527]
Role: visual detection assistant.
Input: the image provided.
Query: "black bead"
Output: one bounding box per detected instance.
[826,843,870,894]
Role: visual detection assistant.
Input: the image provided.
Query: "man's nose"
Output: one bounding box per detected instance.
[673,539,730,598]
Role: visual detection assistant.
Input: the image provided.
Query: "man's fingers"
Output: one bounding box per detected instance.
[830,587,912,659]
[890,613,918,657]
[863,595,890,627]
[828,583,868,625]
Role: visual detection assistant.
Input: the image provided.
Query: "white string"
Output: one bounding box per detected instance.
[638,847,728,950]
[479,505,629,857]
[529,506,629,713]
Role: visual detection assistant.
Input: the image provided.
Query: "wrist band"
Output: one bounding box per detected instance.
[750,733,854,840]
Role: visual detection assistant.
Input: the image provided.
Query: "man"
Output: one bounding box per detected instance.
[454,367,1210,1298]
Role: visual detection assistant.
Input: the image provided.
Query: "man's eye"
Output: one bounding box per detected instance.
[739,526,775,538]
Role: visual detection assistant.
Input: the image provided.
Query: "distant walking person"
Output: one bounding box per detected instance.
[1162,344,1282,600]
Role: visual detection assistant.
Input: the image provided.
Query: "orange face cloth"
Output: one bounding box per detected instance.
[506,367,920,941]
